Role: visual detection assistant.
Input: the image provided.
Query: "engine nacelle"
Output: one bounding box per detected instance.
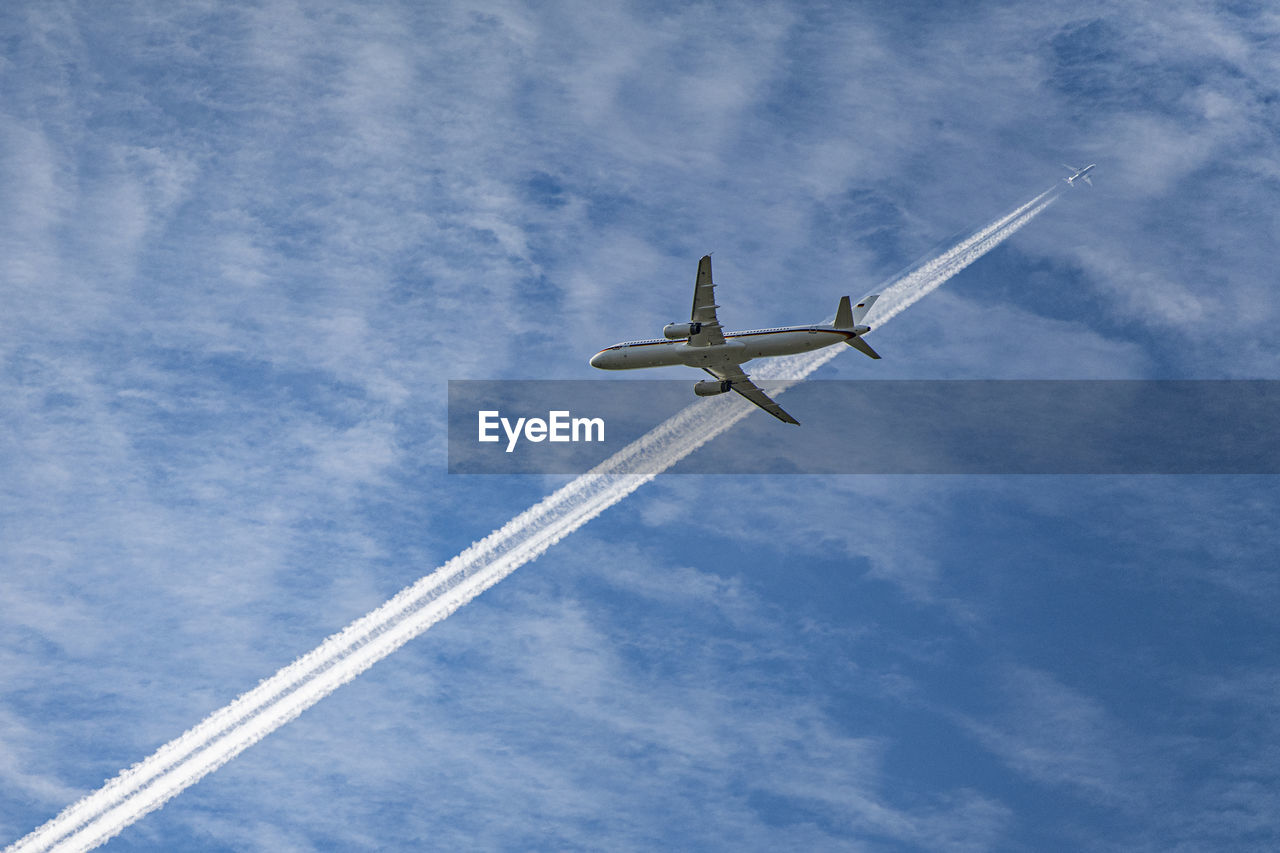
[693,379,732,397]
[663,321,702,340]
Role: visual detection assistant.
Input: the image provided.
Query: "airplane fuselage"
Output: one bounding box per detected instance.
[590,325,855,370]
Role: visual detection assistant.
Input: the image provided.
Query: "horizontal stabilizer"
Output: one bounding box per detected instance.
[846,335,881,360]
[833,296,853,330]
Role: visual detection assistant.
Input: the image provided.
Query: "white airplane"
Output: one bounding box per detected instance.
[1063,162,1096,187]
[590,255,880,425]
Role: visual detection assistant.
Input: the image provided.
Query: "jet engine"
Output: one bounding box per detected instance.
[693,379,732,396]
[663,321,702,340]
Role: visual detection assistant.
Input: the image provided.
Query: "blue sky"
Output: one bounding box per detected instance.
[2,1,1278,850]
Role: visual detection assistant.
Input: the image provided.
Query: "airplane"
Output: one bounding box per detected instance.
[589,255,880,425]
[1063,162,1096,187]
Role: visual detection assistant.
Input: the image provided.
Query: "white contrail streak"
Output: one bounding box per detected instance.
[7,185,1059,853]
[870,187,1060,326]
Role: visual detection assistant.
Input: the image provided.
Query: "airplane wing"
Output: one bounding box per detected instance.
[704,366,800,425]
[688,255,726,346]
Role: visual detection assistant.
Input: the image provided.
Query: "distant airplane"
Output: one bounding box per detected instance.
[590,255,880,424]
[1063,162,1096,187]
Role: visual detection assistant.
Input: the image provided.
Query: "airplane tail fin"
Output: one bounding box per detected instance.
[834,294,878,329]
[834,294,881,359]
[852,294,878,324]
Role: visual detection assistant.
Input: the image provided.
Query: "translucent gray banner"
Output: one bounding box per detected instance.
[447,380,1280,474]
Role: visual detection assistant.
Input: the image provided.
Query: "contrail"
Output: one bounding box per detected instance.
[870,187,1060,326]
[7,185,1059,853]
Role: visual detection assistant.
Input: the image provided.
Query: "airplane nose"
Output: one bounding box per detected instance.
[591,349,619,369]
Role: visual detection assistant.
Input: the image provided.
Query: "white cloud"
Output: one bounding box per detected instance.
[954,665,1131,803]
